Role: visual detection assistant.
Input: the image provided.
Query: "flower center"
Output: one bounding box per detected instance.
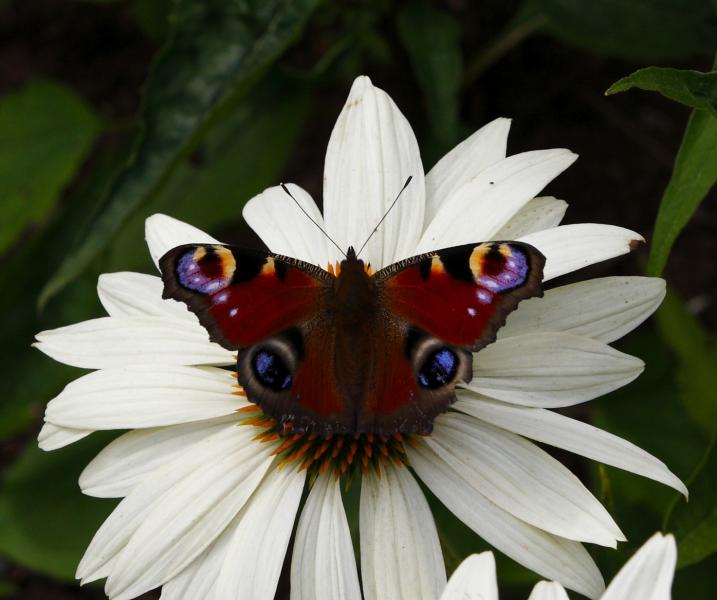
[236,403,414,479]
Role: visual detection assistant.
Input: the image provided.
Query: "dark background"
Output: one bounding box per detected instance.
[0,1,715,598]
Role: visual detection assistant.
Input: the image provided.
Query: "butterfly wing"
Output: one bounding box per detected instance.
[160,244,332,349]
[359,241,545,433]
[375,241,545,351]
[160,244,352,434]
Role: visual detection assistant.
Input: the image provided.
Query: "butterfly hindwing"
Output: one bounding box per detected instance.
[160,243,352,433]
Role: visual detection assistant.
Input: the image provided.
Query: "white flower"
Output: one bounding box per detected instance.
[35,75,686,600]
[441,532,677,600]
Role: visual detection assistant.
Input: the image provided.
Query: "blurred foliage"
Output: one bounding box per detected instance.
[39,0,319,308]
[525,0,717,60]
[607,57,717,277]
[0,0,716,597]
[0,81,101,254]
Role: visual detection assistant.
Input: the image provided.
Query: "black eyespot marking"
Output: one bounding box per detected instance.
[438,248,474,282]
[252,350,292,391]
[418,258,431,280]
[283,327,305,361]
[404,327,422,359]
[274,260,287,281]
[418,347,458,389]
[231,253,266,283]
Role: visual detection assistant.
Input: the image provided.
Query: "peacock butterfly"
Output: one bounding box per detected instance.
[160,231,544,437]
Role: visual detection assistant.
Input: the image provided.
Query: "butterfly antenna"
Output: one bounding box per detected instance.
[280,183,346,259]
[356,176,413,258]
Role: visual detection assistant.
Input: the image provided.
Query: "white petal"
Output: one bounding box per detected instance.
[323,75,425,268]
[519,224,644,282]
[408,441,605,599]
[416,149,577,253]
[602,533,676,600]
[360,465,446,600]
[98,272,194,321]
[104,431,273,600]
[493,196,568,239]
[80,416,240,498]
[428,413,624,546]
[468,332,644,408]
[77,422,251,583]
[455,394,687,496]
[145,213,220,270]
[424,118,511,224]
[37,422,92,451]
[291,473,361,600]
[160,516,233,600]
[34,316,233,369]
[439,552,498,600]
[45,366,242,430]
[500,277,666,343]
[528,581,570,600]
[243,183,331,267]
[215,466,306,600]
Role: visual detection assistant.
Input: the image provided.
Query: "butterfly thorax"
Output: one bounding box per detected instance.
[331,247,378,319]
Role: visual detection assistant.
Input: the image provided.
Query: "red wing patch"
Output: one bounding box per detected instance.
[160,244,331,350]
[377,242,545,351]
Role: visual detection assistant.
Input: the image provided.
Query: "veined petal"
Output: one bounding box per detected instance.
[519,224,644,282]
[416,149,577,254]
[528,581,570,600]
[455,394,687,497]
[291,473,361,600]
[424,118,511,224]
[243,183,330,267]
[360,465,446,600]
[98,272,193,321]
[323,75,425,268]
[500,277,666,343]
[408,441,605,599]
[468,332,644,408]
[38,422,92,451]
[602,533,676,600]
[493,196,568,239]
[160,513,234,600]
[45,366,242,430]
[215,466,306,600]
[161,467,305,600]
[145,213,220,270]
[104,429,273,600]
[80,416,240,498]
[34,316,233,369]
[439,552,498,600]
[77,422,252,583]
[429,413,624,546]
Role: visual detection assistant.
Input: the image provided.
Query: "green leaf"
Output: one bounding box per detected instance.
[0,133,131,439]
[666,437,717,567]
[133,0,172,40]
[647,107,717,276]
[397,2,463,163]
[527,0,717,60]
[655,291,717,434]
[606,66,717,117]
[0,435,117,581]
[0,75,310,439]
[39,0,319,307]
[0,81,101,254]
[103,75,312,272]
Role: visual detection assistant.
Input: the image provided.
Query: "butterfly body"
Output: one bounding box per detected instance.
[160,241,545,436]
